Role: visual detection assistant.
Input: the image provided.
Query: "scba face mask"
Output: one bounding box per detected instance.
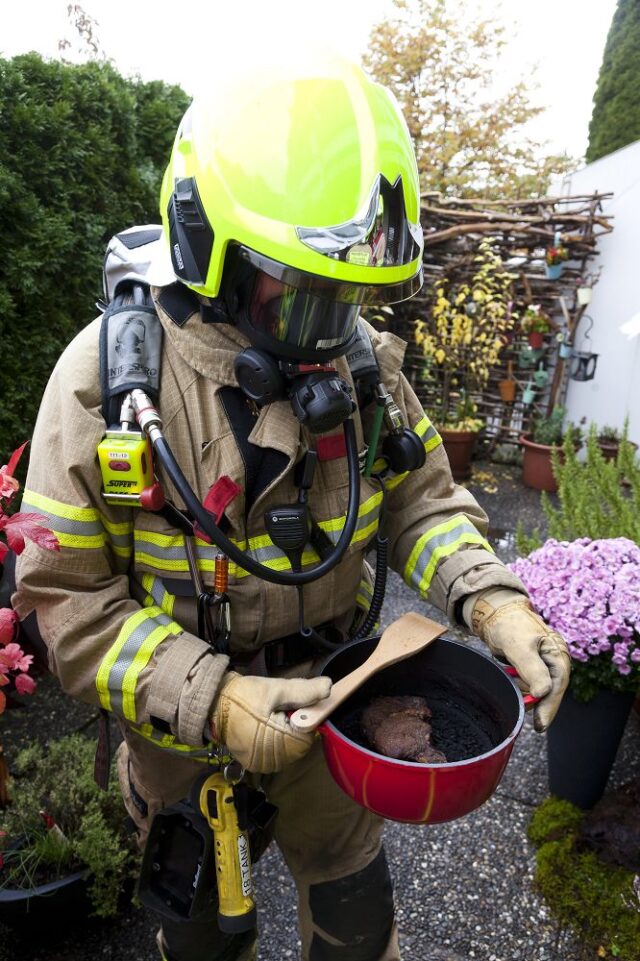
[226,248,358,433]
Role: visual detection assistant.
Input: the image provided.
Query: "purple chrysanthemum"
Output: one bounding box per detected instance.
[509,538,640,678]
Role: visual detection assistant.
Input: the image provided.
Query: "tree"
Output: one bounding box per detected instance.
[586,0,640,163]
[364,0,573,198]
[0,54,190,455]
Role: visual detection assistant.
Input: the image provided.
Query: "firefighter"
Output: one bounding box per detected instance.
[14,53,570,961]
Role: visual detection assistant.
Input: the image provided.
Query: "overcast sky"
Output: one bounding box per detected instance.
[2,0,618,162]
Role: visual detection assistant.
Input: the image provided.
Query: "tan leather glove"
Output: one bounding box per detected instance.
[465,588,571,733]
[209,672,332,773]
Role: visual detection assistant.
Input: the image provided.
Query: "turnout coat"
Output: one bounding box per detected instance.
[14,286,527,758]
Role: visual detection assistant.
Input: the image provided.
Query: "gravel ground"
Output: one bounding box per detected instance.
[2,462,639,961]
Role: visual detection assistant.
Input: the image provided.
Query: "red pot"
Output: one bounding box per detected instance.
[528,332,544,349]
[439,428,477,481]
[317,635,529,824]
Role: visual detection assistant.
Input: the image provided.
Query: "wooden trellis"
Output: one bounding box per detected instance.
[382,191,614,451]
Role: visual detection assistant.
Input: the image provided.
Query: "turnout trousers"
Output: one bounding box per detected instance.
[117,728,401,961]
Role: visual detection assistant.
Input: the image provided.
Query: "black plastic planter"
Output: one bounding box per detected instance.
[547,687,635,810]
[0,865,91,927]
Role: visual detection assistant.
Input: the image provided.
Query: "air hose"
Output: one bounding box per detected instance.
[350,475,388,641]
[131,390,361,588]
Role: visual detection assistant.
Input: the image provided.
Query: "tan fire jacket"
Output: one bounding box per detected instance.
[14,288,527,758]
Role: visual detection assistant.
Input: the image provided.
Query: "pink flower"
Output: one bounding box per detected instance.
[0,608,19,645]
[509,537,640,682]
[0,469,19,501]
[0,643,32,673]
[14,673,36,696]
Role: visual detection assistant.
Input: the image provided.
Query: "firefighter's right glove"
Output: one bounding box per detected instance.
[209,672,332,774]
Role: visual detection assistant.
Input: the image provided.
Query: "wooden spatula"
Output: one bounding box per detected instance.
[289,612,447,734]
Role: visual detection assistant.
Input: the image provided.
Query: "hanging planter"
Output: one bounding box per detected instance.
[558,341,573,360]
[545,262,563,280]
[521,383,536,405]
[544,241,569,280]
[577,285,592,306]
[521,304,551,350]
[498,361,517,403]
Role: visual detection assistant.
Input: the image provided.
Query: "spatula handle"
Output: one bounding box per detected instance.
[289,613,446,733]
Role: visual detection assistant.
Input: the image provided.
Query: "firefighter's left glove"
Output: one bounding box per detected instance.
[209,672,332,774]
[466,589,571,733]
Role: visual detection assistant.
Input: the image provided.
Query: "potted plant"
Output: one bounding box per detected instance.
[431,394,484,480]
[414,239,517,479]
[545,244,569,280]
[592,422,638,464]
[520,304,552,349]
[0,733,137,924]
[519,406,577,493]
[510,536,640,809]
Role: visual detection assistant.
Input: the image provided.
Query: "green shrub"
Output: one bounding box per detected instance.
[543,424,640,545]
[0,734,137,917]
[531,405,568,446]
[0,53,189,455]
[528,797,640,960]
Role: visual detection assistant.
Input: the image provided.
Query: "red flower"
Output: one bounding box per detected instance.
[0,608,19,646]
[14,673,36,696]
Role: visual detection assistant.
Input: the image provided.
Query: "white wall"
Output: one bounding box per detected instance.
[559,141,640,443]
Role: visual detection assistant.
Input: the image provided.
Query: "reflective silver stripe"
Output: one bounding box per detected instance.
[19,499,103,537]
[98,608,181,718]
[322,494,382,546]
[404,516,493,597]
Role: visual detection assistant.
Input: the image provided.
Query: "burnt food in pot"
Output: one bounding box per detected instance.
[361,695,447,764]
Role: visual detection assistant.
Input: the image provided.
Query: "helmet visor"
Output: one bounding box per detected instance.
[248,271,360,354]
[227,243,422,360]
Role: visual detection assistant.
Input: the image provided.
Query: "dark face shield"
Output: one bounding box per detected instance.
[248,272,361,356]
[225,244,422,361]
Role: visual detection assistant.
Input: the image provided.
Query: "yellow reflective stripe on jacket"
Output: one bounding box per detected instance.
[356,575,374,611]
[133,490,383,579]
[129,722,230,761]
[21,489,133,556]
[96,606,182,720]
[319,490,383,546]
[140,574,176,617]
[404,515,494,598]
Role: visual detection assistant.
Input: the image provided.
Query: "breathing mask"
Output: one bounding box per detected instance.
[225,247,358,432]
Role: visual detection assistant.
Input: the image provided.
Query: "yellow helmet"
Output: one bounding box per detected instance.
[160,51,423,359]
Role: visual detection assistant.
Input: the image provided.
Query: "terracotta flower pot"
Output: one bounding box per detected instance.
[528,331,545,349]
[498,379,517,403]
[440,429,478,481]
[519,434,562,492]
[596,438,638,463]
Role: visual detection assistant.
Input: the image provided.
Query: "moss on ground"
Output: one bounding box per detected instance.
[528,797,640,960]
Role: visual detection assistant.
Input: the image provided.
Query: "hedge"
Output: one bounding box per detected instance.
[0,53,189,457]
